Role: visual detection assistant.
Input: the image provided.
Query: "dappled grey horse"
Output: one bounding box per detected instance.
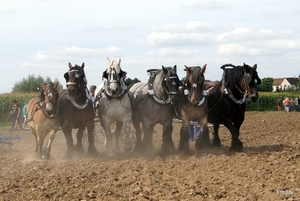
[95,57,132,156]
[128,65,181,154]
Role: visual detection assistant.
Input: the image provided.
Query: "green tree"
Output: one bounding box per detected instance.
[12,74,63,93]
[125,77,141,89]
[257,77,273,92]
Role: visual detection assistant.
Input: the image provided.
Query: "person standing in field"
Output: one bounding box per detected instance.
[10,100,23,129]
[22,100,28,125]
[283,97,290,113]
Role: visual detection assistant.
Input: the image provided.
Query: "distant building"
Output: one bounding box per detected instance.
[272,77,299,91]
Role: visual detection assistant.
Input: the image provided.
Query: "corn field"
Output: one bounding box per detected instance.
[0,93,38,123]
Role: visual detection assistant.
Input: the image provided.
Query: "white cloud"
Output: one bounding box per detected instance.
[0,8,17,14]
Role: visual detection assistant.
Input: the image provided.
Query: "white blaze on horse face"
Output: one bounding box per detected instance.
[108,68,119,92]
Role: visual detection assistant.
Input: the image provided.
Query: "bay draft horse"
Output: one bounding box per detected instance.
[95,57,132,156]
[205,63,261,152]
[27,81,60,159]
[177,64,210,156]
[59,62,97,159]
[128,65,181,155]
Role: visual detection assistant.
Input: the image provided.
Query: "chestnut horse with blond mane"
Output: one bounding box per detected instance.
[27,81,60,159]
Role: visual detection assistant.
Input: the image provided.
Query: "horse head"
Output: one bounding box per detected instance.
[161,65,181,104]
[184,64,207,106]
[40,81,59,115]
[64,62,86,95]
[102,57,126,97]
[244,63,261,102]
[221,63,261,104]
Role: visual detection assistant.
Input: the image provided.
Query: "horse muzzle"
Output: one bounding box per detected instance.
[248,92,259,102]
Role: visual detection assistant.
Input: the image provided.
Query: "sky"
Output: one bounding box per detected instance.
[1,0,300,93]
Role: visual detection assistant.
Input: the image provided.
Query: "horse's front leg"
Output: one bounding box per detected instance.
[132,116,142,152]
[178,119,190,156]
[102,120,114,156]
[122,117,133,153]
[62,126,74,159]
[224,122,243,152]
[212,124,221,147]
[161,118,174,154]
[30,127,38,153]
[75,126,85,154]
[142,124,154,153]
[86,121,98,157]
[43,129,56,160]
[36,127,45,159]
[114,121,123,153]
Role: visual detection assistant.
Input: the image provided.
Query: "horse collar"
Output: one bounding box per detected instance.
[147,72,171,105]
[221,70,246,105]
[67,87,90,109]
[103,80,127,99]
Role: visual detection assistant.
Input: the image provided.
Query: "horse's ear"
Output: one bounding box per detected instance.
[117,57,121,65]
[253,64,257,70]
[174,65,177,73]
[201,64,207,73]
[106,57,110,65]
[243,63,251,73]
[162,65,167,74]
[185,65,192,74]
[81,63,85,68]
[68,62,73,69]
[54,81,59,89]
[40,82,46,89]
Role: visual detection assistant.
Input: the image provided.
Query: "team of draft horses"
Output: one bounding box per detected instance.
[26,57,261,159]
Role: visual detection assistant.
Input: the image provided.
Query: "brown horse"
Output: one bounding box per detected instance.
[27,81,60,159]
[59,62,97,159]
[177,64,210,156]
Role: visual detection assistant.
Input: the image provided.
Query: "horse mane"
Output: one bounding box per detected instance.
[222,64,245,87]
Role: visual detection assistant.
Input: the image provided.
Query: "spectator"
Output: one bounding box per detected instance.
[294,98,298,112]
[188,120,201,142]
[282,97,290,113]
[89,85,97,109]
[10,100,23,129]
[22,100,28,124]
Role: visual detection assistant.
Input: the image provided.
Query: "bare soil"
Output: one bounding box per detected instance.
[0,111,299,201]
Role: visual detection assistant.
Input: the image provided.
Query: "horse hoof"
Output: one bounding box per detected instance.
[212,138,221,147]
[195,141,205,150]
[123,144,132,152]
[229,145,243,152]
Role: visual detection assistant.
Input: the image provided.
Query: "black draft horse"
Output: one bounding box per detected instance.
[204,63,261,152]
[59,62,98,159]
